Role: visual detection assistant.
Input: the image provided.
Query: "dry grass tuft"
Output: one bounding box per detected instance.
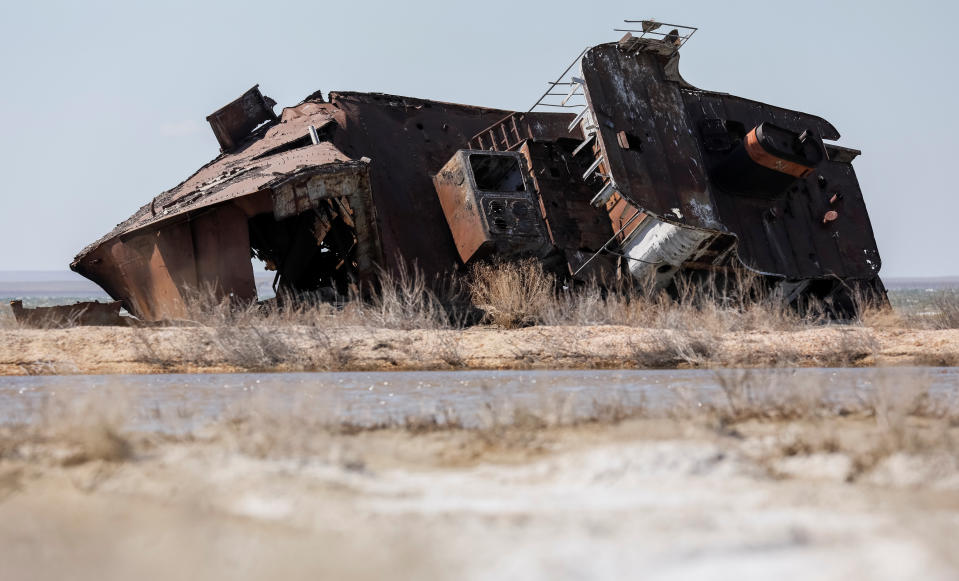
[8,386,136,466]
[858,304,906,329]
[542,269,816,335]
[362,265,454,330]
[467,260,554,328]
[179,260,460,334]
[65,424,133,466]
[626,331,719,368]
[209,325,299,371]
[711,370,832,423]
[428,333,467,369]
[701,369,959,480]
[930,291,959,329]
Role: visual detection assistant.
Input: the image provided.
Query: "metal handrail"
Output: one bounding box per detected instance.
[615,20,698,48]
[526,47,589,114]
[526,20,697,114]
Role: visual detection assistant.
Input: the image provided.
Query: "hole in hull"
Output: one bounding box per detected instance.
[248,196,360,303]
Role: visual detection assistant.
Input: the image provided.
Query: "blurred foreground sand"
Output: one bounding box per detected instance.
[2,402,958,580]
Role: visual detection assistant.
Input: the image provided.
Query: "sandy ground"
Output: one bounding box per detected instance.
[1,325,959,375]
[2,413,959,581]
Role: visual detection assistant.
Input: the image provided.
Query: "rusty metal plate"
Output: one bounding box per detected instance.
[681,91,880,280]
[206,85,278,153]
[580,46,717,230]
[434,149,552,263]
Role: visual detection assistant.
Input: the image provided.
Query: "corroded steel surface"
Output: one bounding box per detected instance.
[579,41,881,284]
[328,92,516,278]
[206,85,278,152]
[518,140,617,281]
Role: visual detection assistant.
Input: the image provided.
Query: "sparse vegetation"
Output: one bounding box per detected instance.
[931,290,959,329]
[177,261,859,340]
[4,263,959,373]
[3,369,955,469]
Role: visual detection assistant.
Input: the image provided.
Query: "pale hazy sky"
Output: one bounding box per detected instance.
[1,0,956,277]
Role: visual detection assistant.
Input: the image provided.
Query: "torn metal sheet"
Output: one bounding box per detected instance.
[10,300,126,327]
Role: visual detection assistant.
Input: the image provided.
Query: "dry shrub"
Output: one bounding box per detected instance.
[428,333,466,368]
[214,391,476,460]
[206,325,359,372]
[177,283,249,326]
[666,331,719,366]
[4,370,954,482]
[167,263,463,371]
[701,369,959,480]
[626,330,718,368]
[179,260,461,333]
[130,331,181,369]
[858,304,906,329]
[867,374,938,452]
[665,270,812,333]
[207,385,648,461]
[216,394,354,460]
[822,329,880,366]
[153,259,912,338]
[709,369,943,426]
[209,325,296,370]
[468,260,554,328]
[362,264,452,330]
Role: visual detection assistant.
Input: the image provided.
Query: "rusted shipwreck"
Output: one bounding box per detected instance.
[71,23,885,322]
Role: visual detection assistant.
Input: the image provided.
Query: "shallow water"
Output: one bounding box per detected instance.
[1,367,957,432]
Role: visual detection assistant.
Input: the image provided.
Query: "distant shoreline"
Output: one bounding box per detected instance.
[1,270,957,285]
